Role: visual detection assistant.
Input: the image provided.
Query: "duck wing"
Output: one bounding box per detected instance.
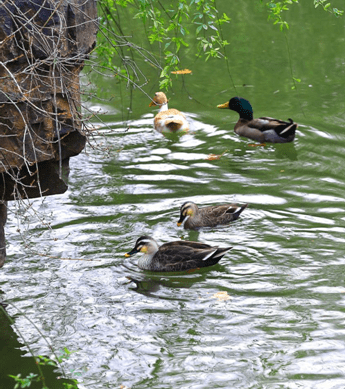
[236,117,297,143]
[153,242,232,271]
[197,204,248,226]
[160,240,213,251]
[201,204,245,217]
[247,117,287,130]
[200,204,232,217]
[252,117,297,137]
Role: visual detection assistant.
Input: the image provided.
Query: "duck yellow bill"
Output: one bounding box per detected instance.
[177,222,182,227]
[124,253,131,257]
[217,102,229,109]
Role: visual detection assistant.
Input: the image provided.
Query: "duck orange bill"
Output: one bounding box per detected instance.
[217,102,229,109]
[125,248,138,257]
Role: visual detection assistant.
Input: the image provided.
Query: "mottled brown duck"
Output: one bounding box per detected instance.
[125,236,232,271]
[177,201,248,230]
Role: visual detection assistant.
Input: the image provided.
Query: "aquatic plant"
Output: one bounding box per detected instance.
[1,304,79,389]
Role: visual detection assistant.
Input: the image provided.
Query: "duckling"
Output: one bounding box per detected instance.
[125,235,232,272]
[217,96,298,143]
[149,92,189,133]
[177,201,248,230]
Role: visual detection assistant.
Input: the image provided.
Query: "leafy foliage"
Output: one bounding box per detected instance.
[261,0,342,90]
[1,302,79,389]
[96,0,343,92]
[97,0,230,89]
[8,348,78,389]
[314,0,343,16]
[8,373,41,389]
[263,0,343,31]
[263,0,299,30]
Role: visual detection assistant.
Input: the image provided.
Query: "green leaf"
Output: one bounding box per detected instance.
[196,25,203,34]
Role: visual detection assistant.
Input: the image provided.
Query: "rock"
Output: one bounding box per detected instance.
[0,0,98,265]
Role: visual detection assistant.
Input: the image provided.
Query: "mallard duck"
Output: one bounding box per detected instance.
[125,235,232,272]
[217,96,298,143]
[177,201,248,230]
[149,92,189,133]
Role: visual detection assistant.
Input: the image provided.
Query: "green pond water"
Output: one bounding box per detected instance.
[1,1,345,388]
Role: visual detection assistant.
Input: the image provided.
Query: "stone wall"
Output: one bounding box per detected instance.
[0,0,98,266]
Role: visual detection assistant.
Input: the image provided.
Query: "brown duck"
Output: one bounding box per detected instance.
[177,201,248,230]
[125,235,232,272]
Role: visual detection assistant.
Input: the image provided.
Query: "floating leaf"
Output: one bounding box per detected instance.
[171,68,192,74]
[212,291,231,301]
[206,149,228,160]
[247,143,266,147]
[206,154,221,160]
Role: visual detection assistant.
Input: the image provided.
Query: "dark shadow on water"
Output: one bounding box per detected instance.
[177,228,201,242]
[126,265,220,298]
[0,301,77,389]
[230,139,298,161]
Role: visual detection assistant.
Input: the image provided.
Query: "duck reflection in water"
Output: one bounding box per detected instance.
[126,271,207,296]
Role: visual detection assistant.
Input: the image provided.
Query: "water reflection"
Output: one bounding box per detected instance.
[127,272,207,297]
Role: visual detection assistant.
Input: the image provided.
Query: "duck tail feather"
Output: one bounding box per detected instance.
[202,249,218,261]
[234,203,248,218]
[278,122,297,138]
[213,246,232,259]
[165,118,183,131]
